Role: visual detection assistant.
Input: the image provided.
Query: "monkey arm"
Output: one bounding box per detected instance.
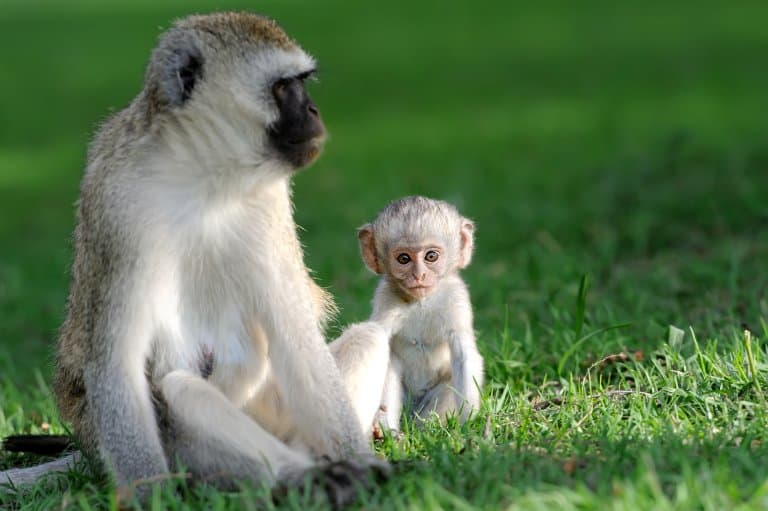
[448,329,484,422]
[82,277,170,488]
[256,271,370,459]
[328,322,391,435]
[379,357,404,432]
[307,278,338,329]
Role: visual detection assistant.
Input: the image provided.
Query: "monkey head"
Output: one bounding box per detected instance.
[143,12,325,173]
[358,196,474,301]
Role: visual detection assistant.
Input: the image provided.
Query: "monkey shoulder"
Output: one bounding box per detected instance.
[432,276,474,327]
[441,274,472,301]
[85,99,151,176]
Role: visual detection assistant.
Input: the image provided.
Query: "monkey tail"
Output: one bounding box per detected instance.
[3,435,73,456]
[0,452,81,489]
[1,435,80,490]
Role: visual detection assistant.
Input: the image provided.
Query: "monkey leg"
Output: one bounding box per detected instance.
[161,370,387,507]
[379,358,404,432]
[159,369,313,487]
[328,322,390,435]
[244,321,391,445]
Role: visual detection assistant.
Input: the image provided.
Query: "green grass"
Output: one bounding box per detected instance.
[2,0,768,509]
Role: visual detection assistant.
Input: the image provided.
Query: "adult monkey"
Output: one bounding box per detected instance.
[2,12,390,505]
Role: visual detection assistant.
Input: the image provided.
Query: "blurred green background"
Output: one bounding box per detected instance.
[2,0,768,508]
[1,0,768,429]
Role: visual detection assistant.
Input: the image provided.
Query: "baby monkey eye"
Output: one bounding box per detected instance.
[396,253,411,265]
[424,250,439,262]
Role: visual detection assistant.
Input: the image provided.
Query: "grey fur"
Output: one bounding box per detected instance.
[1,453,81,489]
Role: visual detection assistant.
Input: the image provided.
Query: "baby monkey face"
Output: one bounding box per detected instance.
[387,243,446,299]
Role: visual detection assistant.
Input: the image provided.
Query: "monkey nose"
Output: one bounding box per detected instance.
[307,102,319,116]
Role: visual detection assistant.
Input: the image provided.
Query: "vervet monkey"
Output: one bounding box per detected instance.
[358,196,484,432]
[2,12,391,504]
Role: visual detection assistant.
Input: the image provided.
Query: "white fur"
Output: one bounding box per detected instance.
[107,76,383,462]
[160,370,312,479]
[373,274,483,428]
[1,17,388,495]
[329,322,391,434]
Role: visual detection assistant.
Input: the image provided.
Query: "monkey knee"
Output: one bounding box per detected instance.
[159,370,190,398]
[332,322,389,358]
[349,321,388,340]
[158,369,212,416]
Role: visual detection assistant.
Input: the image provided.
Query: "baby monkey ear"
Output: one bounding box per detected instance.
[358,224,383,274]
[458,219,475,269]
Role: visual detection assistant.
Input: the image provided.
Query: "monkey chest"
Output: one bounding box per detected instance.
[155,251,270,404]
[392,326,452,393]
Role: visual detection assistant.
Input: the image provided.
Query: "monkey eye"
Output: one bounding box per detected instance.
[424,250,439,263]
[272,78,290,99]
[396,253,411,265]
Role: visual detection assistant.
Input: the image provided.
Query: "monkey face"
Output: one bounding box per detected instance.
[145,13,326,173]
[386,244,447,300]
[267,72,326,168]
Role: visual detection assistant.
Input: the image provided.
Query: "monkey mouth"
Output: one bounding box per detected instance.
[405,285,434,297]
[272,136,325,169]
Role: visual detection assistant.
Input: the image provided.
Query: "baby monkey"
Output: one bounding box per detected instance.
[358,196,484,432]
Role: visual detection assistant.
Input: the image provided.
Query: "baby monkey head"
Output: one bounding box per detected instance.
[144,12,325,170]
[358,196,475,301]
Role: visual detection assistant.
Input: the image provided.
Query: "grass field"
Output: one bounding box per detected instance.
[2,0,768,509]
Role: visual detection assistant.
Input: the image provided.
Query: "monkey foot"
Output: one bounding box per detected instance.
[275,457,390,509]
[372,422,384,441]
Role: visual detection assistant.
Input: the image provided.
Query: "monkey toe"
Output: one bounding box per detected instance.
[318,458,390,509]
[275,457,390,509]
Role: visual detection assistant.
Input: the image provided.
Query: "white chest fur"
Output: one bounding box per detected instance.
[391,296,453,395]
[138,175,300,406]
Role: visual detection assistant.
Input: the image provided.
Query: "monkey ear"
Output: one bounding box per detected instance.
[458,219,475,269]
[358,224,383,274]
[153,31,204,108]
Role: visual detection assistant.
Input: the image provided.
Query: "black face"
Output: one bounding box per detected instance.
[268,72,325,168]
